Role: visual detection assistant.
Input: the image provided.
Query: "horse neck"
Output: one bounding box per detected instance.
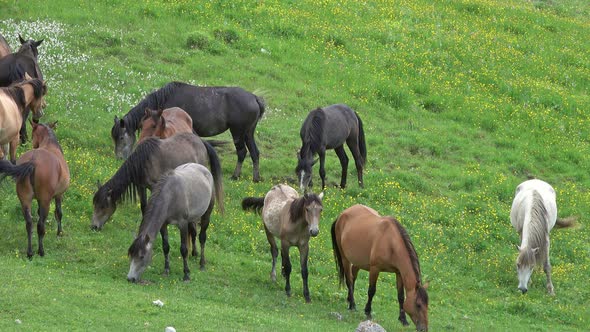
[520,198,549,251]
[19,83,36,108]
[138,189,170,239]
[37,137,64,157]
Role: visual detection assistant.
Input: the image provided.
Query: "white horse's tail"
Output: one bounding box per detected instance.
[556,216,579,229]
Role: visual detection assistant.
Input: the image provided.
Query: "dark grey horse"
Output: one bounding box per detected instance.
[0,34,44,143]
[110,82,265,182]
[92,132,224,231]
[296,104,367,192]
[127,163,217,282]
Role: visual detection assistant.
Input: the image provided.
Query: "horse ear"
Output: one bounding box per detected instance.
[119,118,125,128]
[532,247,540,254]
[144,108,151,117]
[35,39,43,47]
[318,192,324,200]
[95,180,102,190]
[516,245,521,251]
[19,34,25,44]
[48,120,58,129]
[29,118,38,129]
[157,108,164,117]
[114,115,119,124]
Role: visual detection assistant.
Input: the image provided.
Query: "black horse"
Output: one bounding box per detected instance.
[296,104,367,192]
[0,34,44,143]
[111,82,265,182]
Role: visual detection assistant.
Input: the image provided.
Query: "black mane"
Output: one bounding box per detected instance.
[388,217,423,286]
[123,82,188,132]
[289,193,323,222]
[300,108,326,157]
[93,137,161,207]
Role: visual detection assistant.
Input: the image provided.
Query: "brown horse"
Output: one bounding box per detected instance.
[0,121,70,258]
[242,184,324,302]
[0,77,46,163]
[138,107,193,142]
[331,204,429,331]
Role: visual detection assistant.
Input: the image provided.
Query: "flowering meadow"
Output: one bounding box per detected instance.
[0,0,589,331]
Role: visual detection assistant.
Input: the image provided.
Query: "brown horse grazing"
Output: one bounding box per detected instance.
[0,77,46,163]
[0,121,70,259]
[138,107,193,142]
[242,184,324,303]
[331,204,429,331]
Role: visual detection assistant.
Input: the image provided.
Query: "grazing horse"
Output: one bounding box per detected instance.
[0,35,44,143]
[510,179,576,295]
[0,77,46,163]
[0,33,12,58]
[0,121,69,258]
[138,107,193,142]
[331,204,429,331]
[296,104,366,192]
[111,82,265,181]
[127,163,216,282]
[92,132,224,236]
[242,184,324,302]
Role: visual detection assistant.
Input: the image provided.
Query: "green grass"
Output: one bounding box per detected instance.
[1,0,589,331]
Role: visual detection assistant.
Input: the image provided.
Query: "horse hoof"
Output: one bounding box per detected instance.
[305,298,311,303]
[183,276,191,282]
[230,175,239,181]
[199,265,206,271]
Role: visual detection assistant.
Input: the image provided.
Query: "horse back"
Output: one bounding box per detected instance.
[162,107,193,134]
[262,184,298,236]
[161,164,213,225]
[510,180,557,232]
[322,104,359,148]
[17,149,70,197]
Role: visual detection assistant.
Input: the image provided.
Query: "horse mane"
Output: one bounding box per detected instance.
[521,190,550,265]
[93,137,161,207]
[124,82,187,131]
[388,217,423,285]
[141,169,175,225]
[128,234,147,257]
[289,193,322,222]
[300,108,326,156]
[37,123,63,153]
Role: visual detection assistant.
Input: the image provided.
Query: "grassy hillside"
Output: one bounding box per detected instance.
[1,0,589,331]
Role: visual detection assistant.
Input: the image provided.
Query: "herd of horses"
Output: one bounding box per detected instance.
[0,32,578,331]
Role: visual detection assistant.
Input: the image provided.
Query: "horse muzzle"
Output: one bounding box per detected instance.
[519,287,528,294]
[127,276,138,283]
[309,228,319,237]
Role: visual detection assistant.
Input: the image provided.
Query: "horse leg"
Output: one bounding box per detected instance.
[21,203,34,259]
[160,226,170,276]
[54,196,64,236]
[346,138,364,188]
[179,226,190,281]
[544,245,555,295]
[280,241,292,297]
[230,129,247,180]
[334,146,349,189]
[19,107,30,144]
[396,272,409,326]
[299,242,311,303]
[188,222,198,257]
[244,127,261,182]
[342,257,356,310]
[36,199,50,257]
[264,224,278,282]
[197,203,214,271]
[318,150,327,190]
[364,266,379,319]
[9,134,18,164]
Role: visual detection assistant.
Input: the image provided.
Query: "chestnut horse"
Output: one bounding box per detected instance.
[138,107,193,142]
[0,121,70,258]
[331,204,429,331]
[242,184,324,303]
[0,77,46,163]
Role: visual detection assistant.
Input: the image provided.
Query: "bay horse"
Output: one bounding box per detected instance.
[92,132,224,231]
[242,184,324,302]
[331,204,429,331]
[296,104,366,192]
[0,77,46,163]
[138,107,193,142]
[127,163,215,282]
[0,121,69,258]
[510,179,576,295]
[111,82,265,182]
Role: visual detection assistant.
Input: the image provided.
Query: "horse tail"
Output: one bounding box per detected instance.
[241,197,264,215]
[204,140,225,215]
[556,216,578,229]
[204,139,229,148]
[355,112,367,166]
[0,160,35,183]
[254,94,266,121]
[331,218,345,288]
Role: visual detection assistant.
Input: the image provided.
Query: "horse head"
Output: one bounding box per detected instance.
[404,284,429,331]
[91,184,117,230]
[112,116,135,159]
[296,153,317,192]
[139,108,165,141]
[516,245,539,294]
[30,120,57,148]
[303,192,323,237]
[127,234,153,283]
[18,34,43,59]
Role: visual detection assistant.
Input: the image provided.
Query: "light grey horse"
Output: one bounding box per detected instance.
[242,184,324,302]
[127,163,215,282]
[510,179,575,295]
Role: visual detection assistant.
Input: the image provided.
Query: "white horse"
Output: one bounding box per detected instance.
[242,184,324,302]
[510,179,574,295]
